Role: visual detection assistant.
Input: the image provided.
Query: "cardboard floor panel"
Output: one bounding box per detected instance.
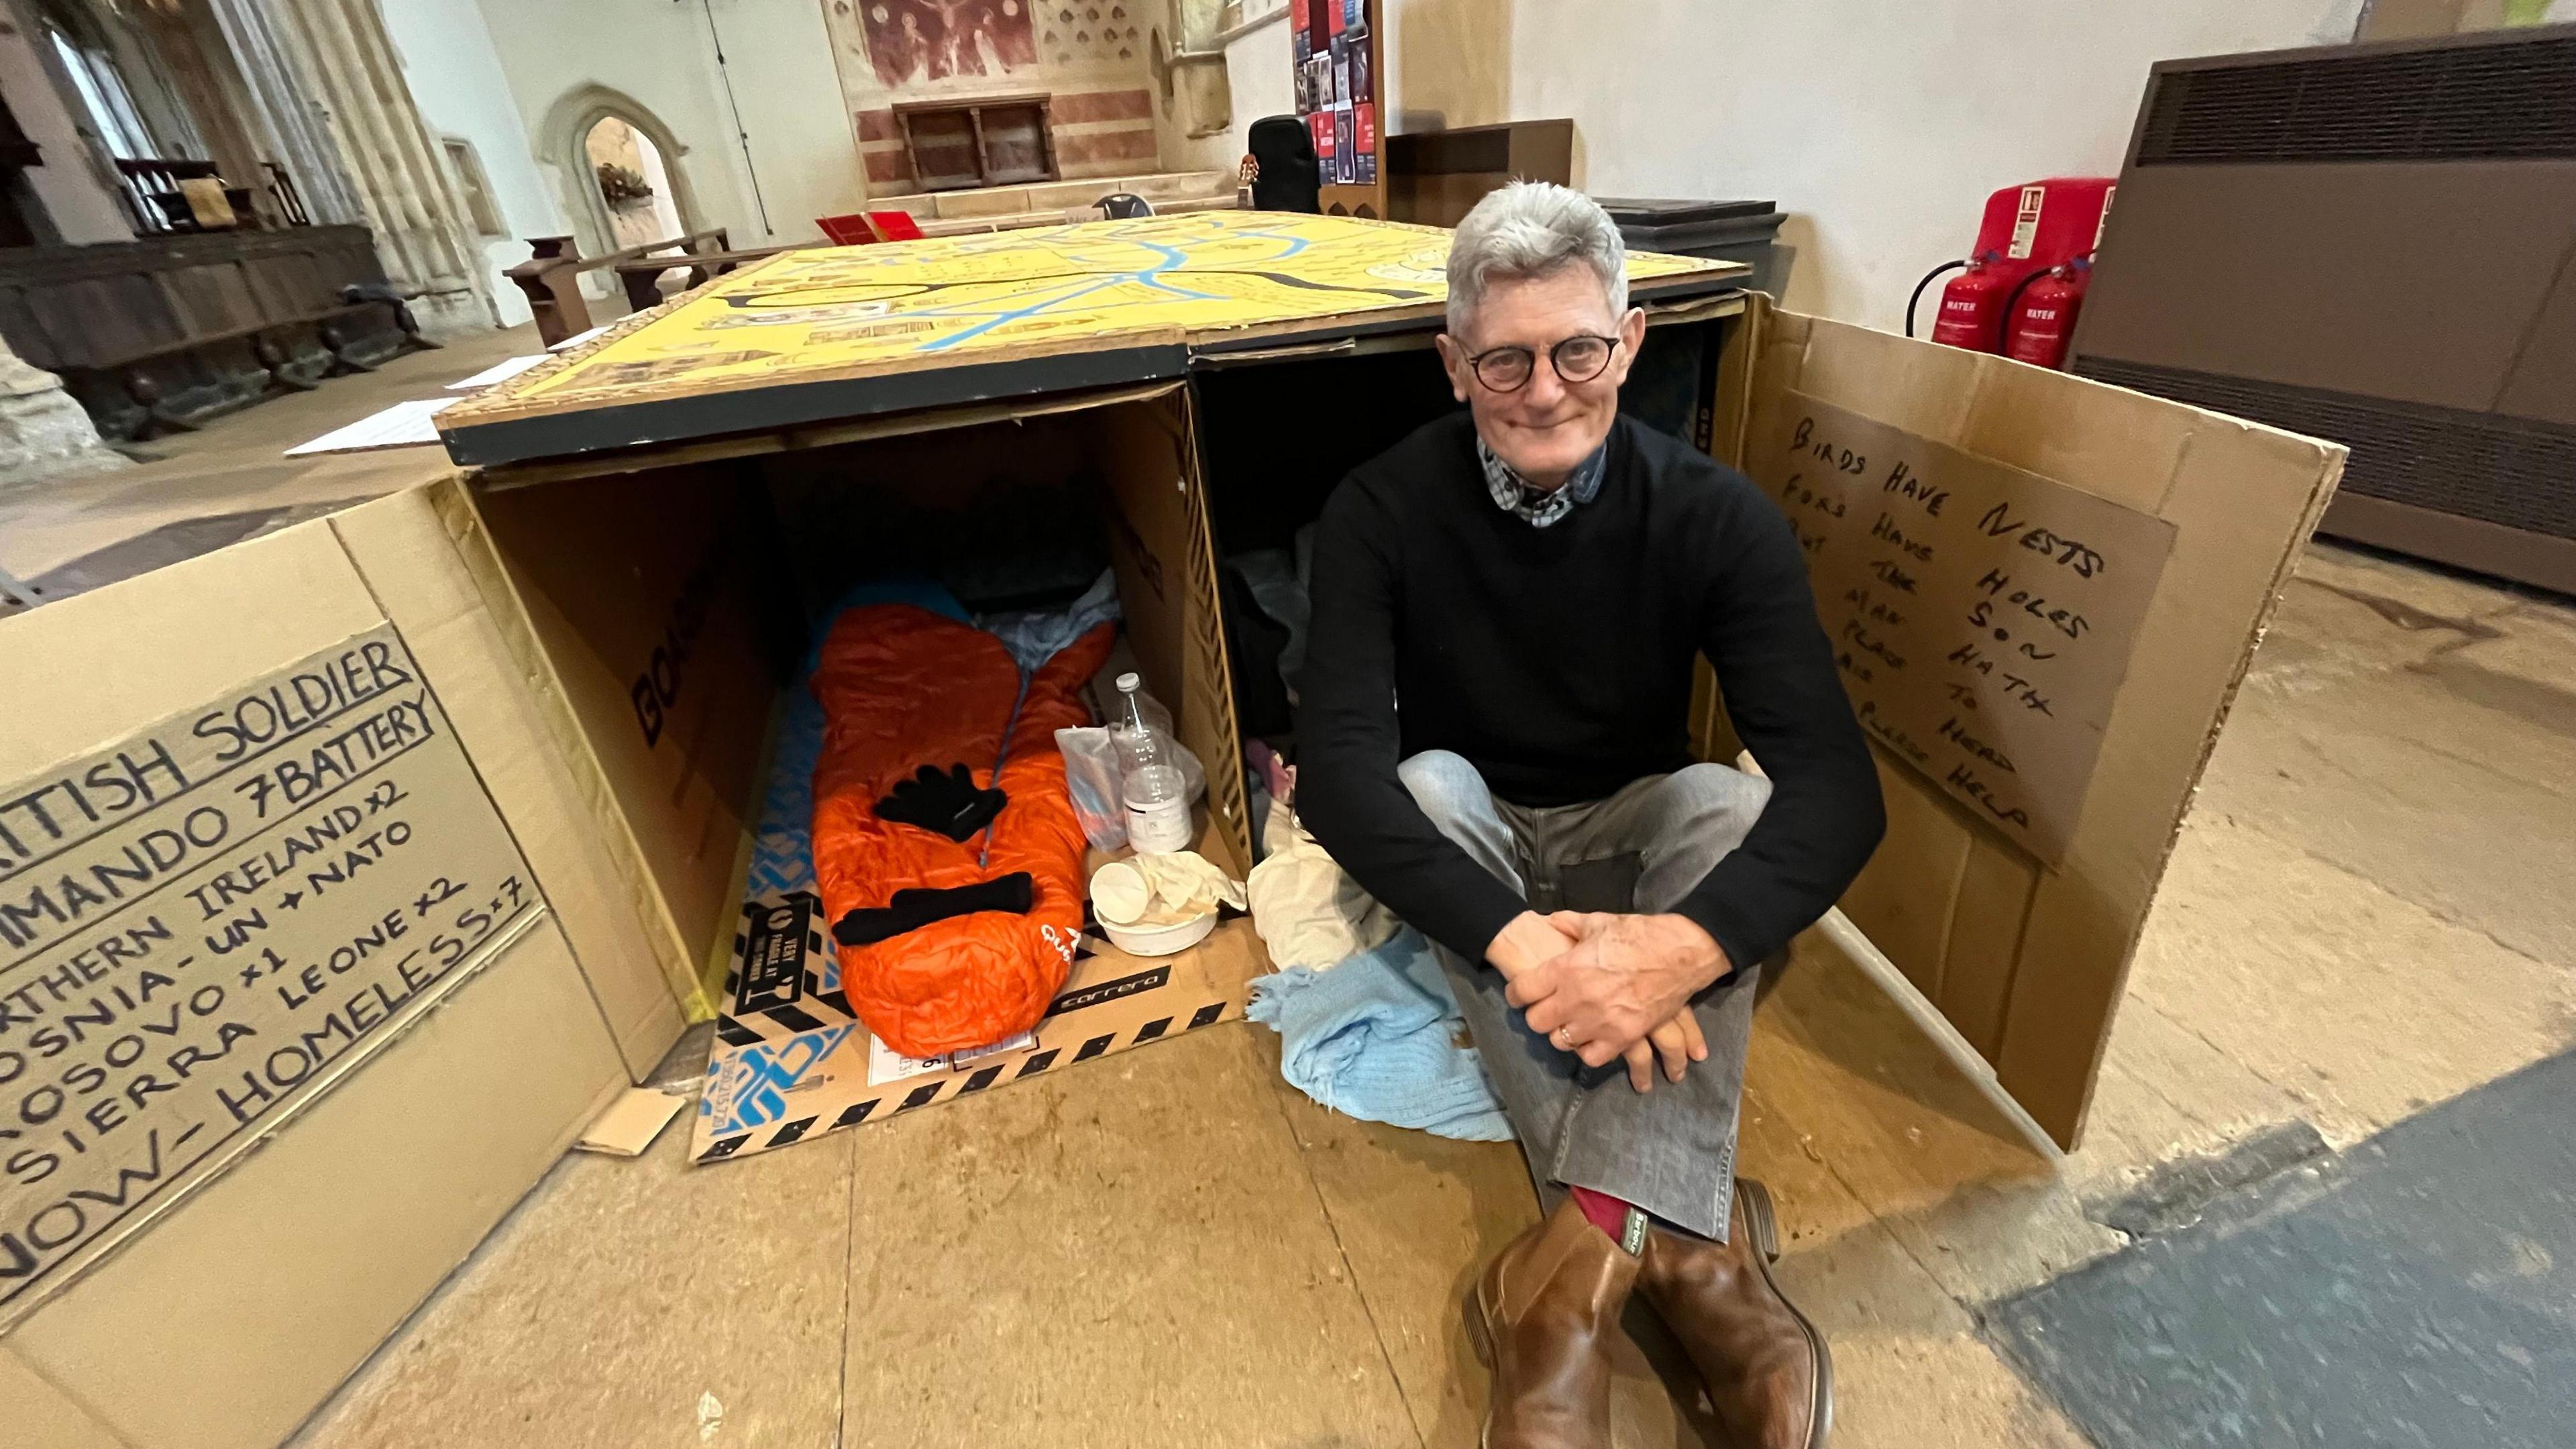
[837,1023,1421,1446]
[288,1114,856,1449]
[743,688,824,901]
[1988,1049,2576,1449]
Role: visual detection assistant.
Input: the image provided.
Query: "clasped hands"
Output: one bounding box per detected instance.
[1485,910,1730,1093]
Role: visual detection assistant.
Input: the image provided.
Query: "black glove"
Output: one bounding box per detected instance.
[875,763,1006,842]
[833,873,1035,946]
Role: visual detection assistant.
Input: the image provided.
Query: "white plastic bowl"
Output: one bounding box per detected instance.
[1099,910,1217,957]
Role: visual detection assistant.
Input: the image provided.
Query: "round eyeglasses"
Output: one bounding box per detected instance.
[1463,333,1620,392]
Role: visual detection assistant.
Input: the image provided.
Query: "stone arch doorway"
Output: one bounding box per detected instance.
[584,116,682,250]
[537,86,702,262]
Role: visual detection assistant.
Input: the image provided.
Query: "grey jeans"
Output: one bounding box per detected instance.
[1399,749,1772,1241]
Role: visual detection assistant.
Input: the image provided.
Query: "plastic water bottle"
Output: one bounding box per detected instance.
[1114,672,1192,853]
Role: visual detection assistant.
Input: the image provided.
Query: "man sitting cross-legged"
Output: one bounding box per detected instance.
[1298,182,1886,1449]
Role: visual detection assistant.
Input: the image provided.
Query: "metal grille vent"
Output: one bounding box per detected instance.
[2071,358,2576,541]
[2137,36,2576,164]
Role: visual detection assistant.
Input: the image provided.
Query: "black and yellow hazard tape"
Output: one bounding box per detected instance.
[695,996,1234,1162]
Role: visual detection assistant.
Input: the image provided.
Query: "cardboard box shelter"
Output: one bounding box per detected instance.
[437,215,2339,1157]
[0,211,2339,1445]
[435,213,1752,1163]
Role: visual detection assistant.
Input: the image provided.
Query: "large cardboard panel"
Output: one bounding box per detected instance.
[7,921,623,1449]
[472,468,777,1019]
[0,529,386,784]
[1721,298,2343,1146]
[0,624,540,1325]
[1991,417,2343,1138]
[1937,835,2043,1061]
[1834,754,1972,1001]
[330,484,691,1073]
[1097,392,1252,873]
[0,1346,122,1448]
[0,508,649,1446]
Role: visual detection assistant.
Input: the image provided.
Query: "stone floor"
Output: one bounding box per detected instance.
[6,336,2572,1448]
[0,325,535,601]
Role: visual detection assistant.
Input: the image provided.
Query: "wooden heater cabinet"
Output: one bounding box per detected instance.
[2072,23,2576,592]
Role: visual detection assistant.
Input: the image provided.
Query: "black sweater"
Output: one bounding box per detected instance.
[1297,412,1886,974]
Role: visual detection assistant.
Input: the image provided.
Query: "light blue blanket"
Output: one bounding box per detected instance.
[1246,928,1515,1142]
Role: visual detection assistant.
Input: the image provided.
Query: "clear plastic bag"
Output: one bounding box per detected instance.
[1057,682,1207,853]
[1056,726,1128,851]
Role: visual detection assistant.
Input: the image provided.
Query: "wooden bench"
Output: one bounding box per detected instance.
[506,230,765,347]
[613,246,796,313]
[0,225,428,439]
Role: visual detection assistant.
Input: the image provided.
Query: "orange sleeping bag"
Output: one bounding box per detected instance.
[809,604,1114,1059]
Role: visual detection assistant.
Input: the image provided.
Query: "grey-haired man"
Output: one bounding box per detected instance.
[1299,182,1885,1448]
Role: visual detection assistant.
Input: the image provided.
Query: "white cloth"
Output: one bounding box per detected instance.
[1091,850,1245,928]
[1247,796,1399,971]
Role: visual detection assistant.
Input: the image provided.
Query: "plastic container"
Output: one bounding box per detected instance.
[1114,672,1193,853]
[1106,681,1205,804]
[1099,912,1219,957]
[1087,856,1220,955]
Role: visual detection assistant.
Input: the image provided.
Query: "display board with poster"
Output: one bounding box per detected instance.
[1292,0,1384,216]
[1741,392,2179,865]
[439,212,1737,468]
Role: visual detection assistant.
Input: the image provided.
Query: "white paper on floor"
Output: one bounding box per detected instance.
[864,1028,1036,1086]
[445,354,546,390]
[284,396,457,456]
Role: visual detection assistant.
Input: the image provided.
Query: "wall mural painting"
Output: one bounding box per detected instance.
[863,0,1040,87]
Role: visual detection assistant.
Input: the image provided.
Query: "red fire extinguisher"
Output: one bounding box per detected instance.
[2004,258,2091,370]
[1907,178,2115,368]
[1929,252,2015,352]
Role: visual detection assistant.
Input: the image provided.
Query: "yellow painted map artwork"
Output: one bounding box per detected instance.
[500,211,1726,407]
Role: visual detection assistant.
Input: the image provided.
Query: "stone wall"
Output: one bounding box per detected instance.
[826,0,1165,192]
[0,340,128,494]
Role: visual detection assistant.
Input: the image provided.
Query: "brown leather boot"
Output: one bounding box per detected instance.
[1463,1197,1642,1448]
[1636,1179,1832,1449]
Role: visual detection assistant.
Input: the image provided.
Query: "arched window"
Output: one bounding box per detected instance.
[46,24,152,160]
